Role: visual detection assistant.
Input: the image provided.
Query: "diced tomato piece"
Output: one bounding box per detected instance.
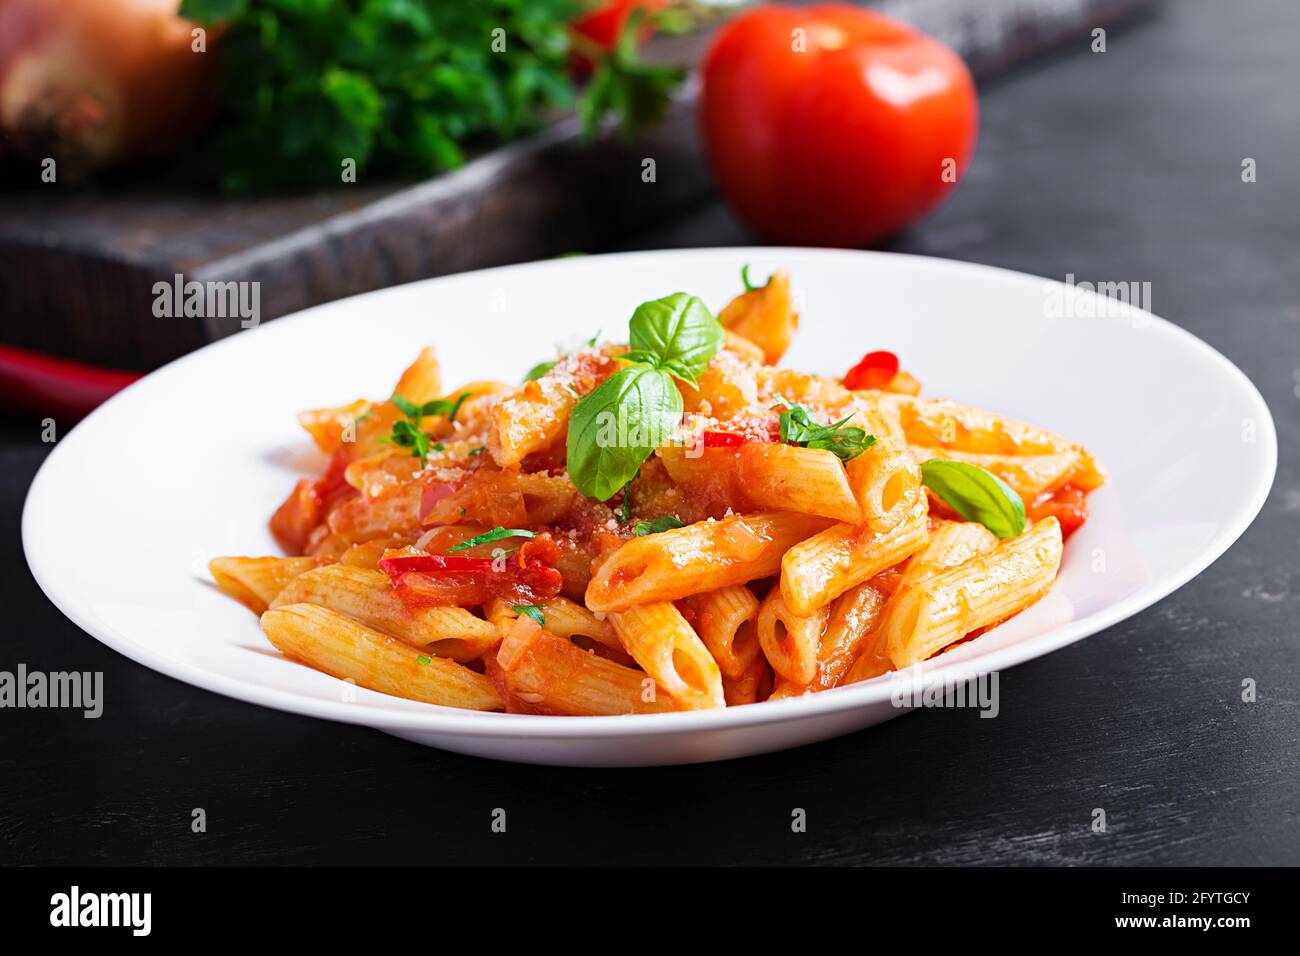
[1028,484,1088,539]
[701,430,748,447]
[844,350,900,390]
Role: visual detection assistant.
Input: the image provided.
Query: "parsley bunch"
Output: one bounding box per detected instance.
[180,0,687,193]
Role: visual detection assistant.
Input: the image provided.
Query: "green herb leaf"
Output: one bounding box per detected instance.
[920,459,1026,539]
[524,359,558,382]
[778,405,876,462]
[566,364,683,501]
[628,293,724,386]
[416,655,432,665]
[447,527,537,553]
[634,515,685,536]
[512,605,546,628]
[385,391,469,465]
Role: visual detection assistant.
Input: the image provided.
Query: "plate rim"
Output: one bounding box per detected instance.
[22,247,1279,739]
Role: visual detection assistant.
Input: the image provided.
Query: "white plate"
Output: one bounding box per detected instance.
[23,249,1275,766]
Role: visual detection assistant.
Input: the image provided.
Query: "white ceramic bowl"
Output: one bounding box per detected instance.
[23,249,1276,765]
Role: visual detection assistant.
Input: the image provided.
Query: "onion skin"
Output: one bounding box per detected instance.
[0,0,216,177]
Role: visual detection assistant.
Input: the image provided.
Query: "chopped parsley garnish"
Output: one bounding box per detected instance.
[383,392,470,465]
[447,527,536,553]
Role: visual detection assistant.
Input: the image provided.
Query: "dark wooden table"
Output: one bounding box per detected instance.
[3,0,1296,866]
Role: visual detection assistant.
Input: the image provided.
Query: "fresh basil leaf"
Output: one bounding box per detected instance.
[778,405,876,462]
[634,515,685,536]
[447,527,536,553]
[524,359,557,382]
[920,459,1026,539]
[512,605,546,628]
[566,365,683,501]
[627,293,723,386]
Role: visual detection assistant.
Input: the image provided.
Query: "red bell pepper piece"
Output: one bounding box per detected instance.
[843,350,900,391]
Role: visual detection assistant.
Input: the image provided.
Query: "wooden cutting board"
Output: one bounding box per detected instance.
[0,0,1155,369]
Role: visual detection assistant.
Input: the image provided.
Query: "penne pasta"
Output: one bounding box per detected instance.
[756,586,830,686]
[210,555,327,615]
[492,616,675,715]
[218,267,1104,716]
[270,564,500,661]
[609,602,725,710]
[780,501,929,616]
[845,438,922,532]
[260,603,502,710]
[885,517,1064,668]
[681,585,761,680]
[739,444,861,524]
[587,511,832,612]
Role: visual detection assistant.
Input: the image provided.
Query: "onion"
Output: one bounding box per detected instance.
[0,0,215,176]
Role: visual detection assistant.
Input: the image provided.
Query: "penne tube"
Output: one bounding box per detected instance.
[270,564,499,661]
[780,502,929,616]
[756,586,830,685]
[885,517,1063,668]
[682,585,761,680]
[492,616,675,715]
[908,447,1081,501]
[609,602,725,710]
[722,655,773,706]
[587,511,832,612]
[881,394,1107,490]
[739,444,861,524]
[813,580,888,689]
[845,438,922,532]
[261,603,502,710]
[845,523,995,684]
[210,555,327,615]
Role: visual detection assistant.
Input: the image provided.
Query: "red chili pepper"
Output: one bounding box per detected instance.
[378,551,494,581]
[844,350,900,391]
[0,345,140,420]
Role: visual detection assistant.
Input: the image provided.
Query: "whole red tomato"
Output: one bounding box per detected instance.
[700,4,978,245]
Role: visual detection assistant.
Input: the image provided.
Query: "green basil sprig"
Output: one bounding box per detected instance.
[566,293,723,501]
[779,404,876,462]
[920,459,1026,539]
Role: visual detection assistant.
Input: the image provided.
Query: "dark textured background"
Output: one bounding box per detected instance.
[3,0,1297,865]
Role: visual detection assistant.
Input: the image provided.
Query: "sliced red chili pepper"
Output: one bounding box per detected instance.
[843,350,900,390]
[0,344,140,420]
[378,549,494,581]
